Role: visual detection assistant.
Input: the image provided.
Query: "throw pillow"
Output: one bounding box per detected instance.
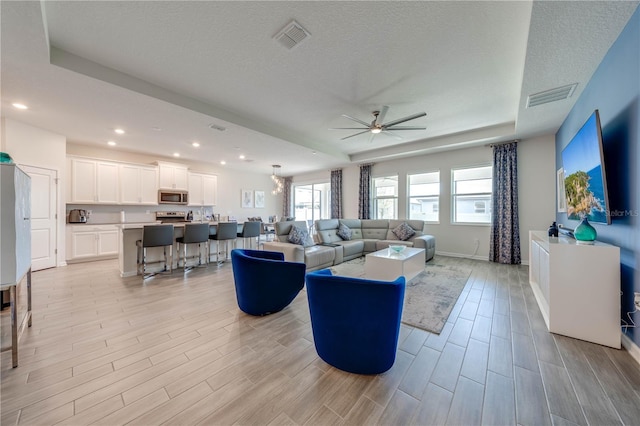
[392,222,416,241]
[288,226,314,247]
[337,223,352,240]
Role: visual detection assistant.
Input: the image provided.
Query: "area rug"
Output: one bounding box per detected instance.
[330,256,472,334]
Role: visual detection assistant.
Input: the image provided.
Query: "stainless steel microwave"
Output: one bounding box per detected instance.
[158,189,189,205]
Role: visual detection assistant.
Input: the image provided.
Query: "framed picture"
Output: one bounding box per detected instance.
[557,168,567,212]
[254,190,265,208]
[241,189,253,208]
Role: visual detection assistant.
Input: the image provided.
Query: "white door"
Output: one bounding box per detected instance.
[21,165,57,271]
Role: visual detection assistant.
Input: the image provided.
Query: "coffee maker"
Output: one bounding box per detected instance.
[69,209,88,223]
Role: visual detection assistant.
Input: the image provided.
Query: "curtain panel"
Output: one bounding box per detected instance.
[489,142,521,264]
[330,169,343,219]
[358,163,373,220]
[282,176,293,218]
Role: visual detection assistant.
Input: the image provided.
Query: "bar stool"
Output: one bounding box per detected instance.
[237,221,261,250]
[136,224,174,278]
[209,222,237,264]
[176,223,210,270]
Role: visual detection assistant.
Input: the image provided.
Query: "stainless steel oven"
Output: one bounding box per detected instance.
[158,189,189,205]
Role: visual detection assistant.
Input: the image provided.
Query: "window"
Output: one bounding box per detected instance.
[372,175,398,219]
[452,165,492,223]
[408,171,440,222]
[293,182,330,231]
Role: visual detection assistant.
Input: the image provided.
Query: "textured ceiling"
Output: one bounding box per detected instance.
[2,1,638,175]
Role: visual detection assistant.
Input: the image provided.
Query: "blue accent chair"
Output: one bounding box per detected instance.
[230,249,306,316]
[305,269,406,374]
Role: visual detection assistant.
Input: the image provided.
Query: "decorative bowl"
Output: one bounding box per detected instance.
[389,245,406,254]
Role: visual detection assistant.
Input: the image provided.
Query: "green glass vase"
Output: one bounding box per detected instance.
[574,216,597,244]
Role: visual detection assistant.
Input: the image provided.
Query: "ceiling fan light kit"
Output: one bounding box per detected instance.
[331,105,427,141]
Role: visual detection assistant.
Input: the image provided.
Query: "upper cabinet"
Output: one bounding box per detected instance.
[68,157,119,204]
[158,162,188,190]
[188,172,217,206]
[119,164,158,205]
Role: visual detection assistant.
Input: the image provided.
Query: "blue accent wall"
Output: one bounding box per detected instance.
[556,5,640,346]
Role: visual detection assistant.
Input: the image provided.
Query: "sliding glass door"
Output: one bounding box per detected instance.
[293,182,330,231]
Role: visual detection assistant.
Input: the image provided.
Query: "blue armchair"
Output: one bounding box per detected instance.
[230,249,306,316]
[305,269,406,374]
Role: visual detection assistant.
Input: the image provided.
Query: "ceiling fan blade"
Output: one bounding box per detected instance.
[375,105,389,125]
[329,127,370,130]
[383,126,426,130]
[342,114,372,128]
[382,112,427,128]
[382,130,404,140]
[368,132,376,143]
[341,129,371,140]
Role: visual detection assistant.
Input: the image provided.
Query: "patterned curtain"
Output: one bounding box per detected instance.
[282,176,293,217]
[489,142,521,264]
[330,169,342,219]
[282,176,293,218]
[358,163,373,219]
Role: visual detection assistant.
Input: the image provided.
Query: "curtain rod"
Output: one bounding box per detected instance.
[486,139,519,148]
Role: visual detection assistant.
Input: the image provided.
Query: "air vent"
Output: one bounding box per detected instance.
[208,123,226,132]
[527,84,578,108]
[274,20,310,50]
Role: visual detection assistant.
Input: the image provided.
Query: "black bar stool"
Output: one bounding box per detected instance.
[209,222,237,264]
[176,223,210,270]
[237,221,261,250]
[136,224,174,278]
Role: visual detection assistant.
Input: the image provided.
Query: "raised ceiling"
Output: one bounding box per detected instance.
[2,1,638,175]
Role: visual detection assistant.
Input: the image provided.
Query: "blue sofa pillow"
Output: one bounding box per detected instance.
[392,222,415,241]
[288,225,314,247]
[337,223,352,240]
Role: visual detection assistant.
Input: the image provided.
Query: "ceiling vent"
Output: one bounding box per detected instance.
[274,20,310,50]
[208,123,226,132]
[527,83,578,108]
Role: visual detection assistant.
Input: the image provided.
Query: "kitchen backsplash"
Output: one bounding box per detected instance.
[66,205,215,224]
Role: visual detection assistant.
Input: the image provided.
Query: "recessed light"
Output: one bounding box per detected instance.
[114,128,125,134]
[220,161,226,165]
[239,154,245,160]
[151,127,162,131]
[192,142,200,148]
[107,141,116,146]
[12,103,28,110]
[173,153,180,157]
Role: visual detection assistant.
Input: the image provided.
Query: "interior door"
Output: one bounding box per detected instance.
[21,165,57,271]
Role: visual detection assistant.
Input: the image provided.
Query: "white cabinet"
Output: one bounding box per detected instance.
[68,157,119,204]
[1,164,31,286]
[528,231,620,348]
[67,225,119,262]
[119,164,158,205]
[158,162,188,190]
[188,172,217,206]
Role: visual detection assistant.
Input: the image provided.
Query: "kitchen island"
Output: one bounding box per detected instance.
[118,222,243,277]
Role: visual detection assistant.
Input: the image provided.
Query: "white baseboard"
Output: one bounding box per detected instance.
[435,250,488,261]
[621,333,640,366]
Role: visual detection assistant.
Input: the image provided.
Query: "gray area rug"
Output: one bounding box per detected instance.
[330,256,472,334]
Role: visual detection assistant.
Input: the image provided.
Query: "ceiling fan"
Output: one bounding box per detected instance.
[331,105,426,142]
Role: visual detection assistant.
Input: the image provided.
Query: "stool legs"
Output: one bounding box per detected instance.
[137,245,172,278]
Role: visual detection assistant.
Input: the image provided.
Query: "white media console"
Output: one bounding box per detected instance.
[529,230,621,348]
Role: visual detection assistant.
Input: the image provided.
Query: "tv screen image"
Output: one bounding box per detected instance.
[561,110,610,224]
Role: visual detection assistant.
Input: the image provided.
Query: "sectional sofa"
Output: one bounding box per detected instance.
[263,219,436,271]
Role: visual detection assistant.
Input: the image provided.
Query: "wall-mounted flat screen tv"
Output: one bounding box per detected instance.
[561,109,610,224]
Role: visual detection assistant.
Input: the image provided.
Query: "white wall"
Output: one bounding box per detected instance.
[518,135,557,262]
[293,134,556,262]
[1,118,68,265]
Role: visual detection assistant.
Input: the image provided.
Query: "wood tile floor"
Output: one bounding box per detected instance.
[1,256,640,425]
